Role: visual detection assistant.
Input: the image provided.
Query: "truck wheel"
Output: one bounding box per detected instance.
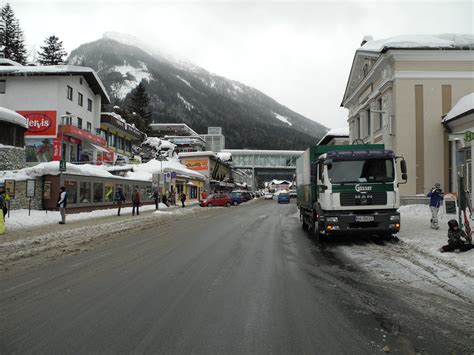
[314,222,325,243]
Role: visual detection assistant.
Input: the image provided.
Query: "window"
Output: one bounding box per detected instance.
[377,98,383,131]
[77,117,83,129]
[355,117,360,139]
[80,78,83,85]
[87,99,92,112]
[0,80,6,94]
[93,182,104,202]
[104,183,114,202]
[78,92,83,106]
[67,86,73,100]
[366,108,371,136]
[87,122,92,132]
[64,180,78,204]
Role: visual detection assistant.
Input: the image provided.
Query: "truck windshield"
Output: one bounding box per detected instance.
[327,159,394,183]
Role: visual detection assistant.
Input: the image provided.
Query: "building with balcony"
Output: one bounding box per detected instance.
[0,60,110,164]
[341,34,474,196]
[99,112,146,164]
[149,123,206,153]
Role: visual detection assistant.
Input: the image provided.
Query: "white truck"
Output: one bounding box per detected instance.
[296,144,407,241]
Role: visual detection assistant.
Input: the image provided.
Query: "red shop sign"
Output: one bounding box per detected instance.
[18,111,57,137]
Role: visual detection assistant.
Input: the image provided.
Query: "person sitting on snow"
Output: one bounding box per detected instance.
[439,219,473,253]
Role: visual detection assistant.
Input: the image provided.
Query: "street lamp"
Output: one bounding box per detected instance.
[156,153,167,210]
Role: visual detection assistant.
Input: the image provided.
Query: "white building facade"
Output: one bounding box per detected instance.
[341,35,474,196]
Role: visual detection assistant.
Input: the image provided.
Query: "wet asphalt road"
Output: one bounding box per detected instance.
[0,200,469,354]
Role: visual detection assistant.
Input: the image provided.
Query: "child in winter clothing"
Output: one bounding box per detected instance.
[440,219,473,253]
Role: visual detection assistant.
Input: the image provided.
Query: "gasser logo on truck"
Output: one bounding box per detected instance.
[355,184,373,193]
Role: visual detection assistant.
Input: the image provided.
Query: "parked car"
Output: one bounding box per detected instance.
[278,192,290,204]
[230,192,242,206]
[200,194,232,207]
[264,192,273,200]
[232,190,252,202]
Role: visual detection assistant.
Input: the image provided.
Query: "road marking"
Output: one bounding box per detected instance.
[70,252,112,268]
[3,277,42,293]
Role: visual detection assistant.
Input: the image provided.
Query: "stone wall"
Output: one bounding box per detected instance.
[5,177,44,210]
[0,146,26,170]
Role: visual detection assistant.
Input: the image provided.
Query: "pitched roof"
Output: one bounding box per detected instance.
[443,93,474,123]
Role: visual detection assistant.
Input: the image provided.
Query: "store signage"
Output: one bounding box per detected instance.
[5,180,15,198]
[18,111,57,137]
[61,125,106,146]
[26,179,35,197]
[52,139,62,161]
[184,159,209,171]
[464,131,474,142]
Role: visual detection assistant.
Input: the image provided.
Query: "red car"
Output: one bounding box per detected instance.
[200,193,232,207]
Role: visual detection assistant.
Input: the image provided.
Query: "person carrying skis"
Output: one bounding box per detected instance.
[427,183,444,229]
[439,219,473,252]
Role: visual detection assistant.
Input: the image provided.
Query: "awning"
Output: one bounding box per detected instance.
[89,142,109,153]
[187,181,195,186]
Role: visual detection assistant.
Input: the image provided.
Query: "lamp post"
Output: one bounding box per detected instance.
[156,154,166,210]
[59,115,70,185]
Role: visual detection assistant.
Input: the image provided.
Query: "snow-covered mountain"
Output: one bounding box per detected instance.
[69,32,328,149]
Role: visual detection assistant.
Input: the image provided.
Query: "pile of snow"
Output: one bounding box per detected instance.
[273,112,293,126]
[126,158,205,181]
[0,162,117,182]
[443,93,474,122]
[360,34,474,52]
[0,107,28,128]
[110,61,152,99]
[217,152,232,162]
[142,137,176,151]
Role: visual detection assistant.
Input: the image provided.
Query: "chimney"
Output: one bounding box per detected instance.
[360,35,374,47]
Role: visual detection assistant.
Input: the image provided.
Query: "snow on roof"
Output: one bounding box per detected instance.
[126,159,205,181]
[359,34,474,52]
[222,149,304,155]
[0,65,110,103]
[0,162,119,182]
[142,137,177,150]
[443,93,474,123]
[326,127,349,137]
[179,151,217,158]
[0,107,28,128]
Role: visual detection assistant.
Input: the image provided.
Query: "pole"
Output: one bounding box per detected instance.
[59,116,65,186]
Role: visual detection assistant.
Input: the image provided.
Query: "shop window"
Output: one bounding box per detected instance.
[67,86,73,100]
[146,186,152,199]
[78,92,83,106]
[0,80,6,94]
[64,180,78,204]
[125,184,132,200]
[87,99,92,112]
[190,186,197,199]
[80,182,91,203]
[104,183,114,202]
[93,182,104,202]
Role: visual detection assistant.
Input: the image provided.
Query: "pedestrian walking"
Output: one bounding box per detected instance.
[180,192,187,208]
[115,187,126,216]
[152,189,160,210]
[169,190,175,206]
[427,183,444,229]
[0,190,6,235]
[57,186,68,224]
[132,188,141,216]
[439,219,473,252]
[200,190,207,201]
[0,190,7,220]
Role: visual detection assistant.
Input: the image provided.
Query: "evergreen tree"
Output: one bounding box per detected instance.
[38,35,68,65]
[128,82,152,134]
[1,4,27,64]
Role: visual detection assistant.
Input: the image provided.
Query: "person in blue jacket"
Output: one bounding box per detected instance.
[427,183,444,229]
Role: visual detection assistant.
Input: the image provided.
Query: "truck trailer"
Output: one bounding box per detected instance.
[296,144,407,240]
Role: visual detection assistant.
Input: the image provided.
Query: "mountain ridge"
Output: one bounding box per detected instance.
[69,33,328,149]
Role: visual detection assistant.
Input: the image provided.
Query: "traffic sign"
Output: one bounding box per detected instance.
[59,160,66,172]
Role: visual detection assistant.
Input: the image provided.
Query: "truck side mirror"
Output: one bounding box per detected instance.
[400,159,407,174]
[402,173,407,181]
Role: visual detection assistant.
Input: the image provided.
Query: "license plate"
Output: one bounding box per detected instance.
[355,216,374,222]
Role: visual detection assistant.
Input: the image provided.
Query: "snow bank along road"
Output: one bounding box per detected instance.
[1,200,473,353]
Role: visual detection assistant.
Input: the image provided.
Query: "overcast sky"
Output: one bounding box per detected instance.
[10,0,474,129]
